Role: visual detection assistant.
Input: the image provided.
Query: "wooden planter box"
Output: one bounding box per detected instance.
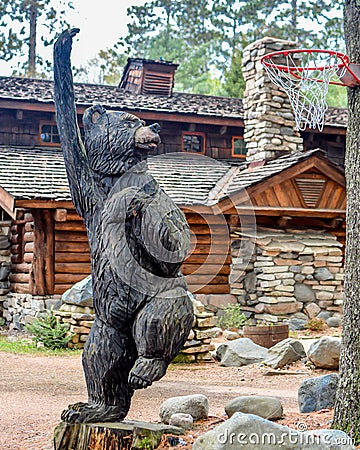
[243,324,289,348]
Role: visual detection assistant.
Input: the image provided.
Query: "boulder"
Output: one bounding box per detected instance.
[159,394,209,424]
[307,337,341,369]
[61,275,93,307]
[216,338,268,367]
[298,373,339,413]
[169,413,193,430]
[264,338,306,369]
[225,396,283,420]
[294,283,315,303]
[193,412,354,449]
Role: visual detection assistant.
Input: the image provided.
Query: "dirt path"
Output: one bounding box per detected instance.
[0,351,331,450]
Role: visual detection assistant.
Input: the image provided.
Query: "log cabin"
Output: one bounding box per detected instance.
[0,36,347,328]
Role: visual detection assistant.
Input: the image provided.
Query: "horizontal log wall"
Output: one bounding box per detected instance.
[53,210,232,295]
[184,213,231,294]
[10,208,232,296]
[54,212,91,294]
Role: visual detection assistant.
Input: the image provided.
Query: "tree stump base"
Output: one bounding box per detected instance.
[54,420,184,450]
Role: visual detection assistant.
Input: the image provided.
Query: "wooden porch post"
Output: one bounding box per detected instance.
[30,209,55,295]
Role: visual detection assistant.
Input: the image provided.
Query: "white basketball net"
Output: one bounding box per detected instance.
[262,51,347,131]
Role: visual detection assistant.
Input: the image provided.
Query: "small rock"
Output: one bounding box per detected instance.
[304,302,321,319]
[159,394,209,424]
[317,311,333,321]
[225,396,283,420]
[169,413,193,430]
[308,336,341,369]
[284,318,306,331]
[264,338,306,369]
[223,330,240,341]
[298,373,339,413]
[216,338,268,367]
[314,267,334,281]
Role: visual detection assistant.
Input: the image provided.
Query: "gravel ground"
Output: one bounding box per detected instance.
[0,344,336,450]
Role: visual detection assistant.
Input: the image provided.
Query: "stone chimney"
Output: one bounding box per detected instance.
[119,58,178,97]
[242,37,303,162]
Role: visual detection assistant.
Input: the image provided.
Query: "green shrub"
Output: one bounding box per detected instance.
[26,310,72,349]
[304,317,327,331]
[219,304,247,330]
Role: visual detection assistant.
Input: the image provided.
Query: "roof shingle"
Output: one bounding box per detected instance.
[0,76,347,126]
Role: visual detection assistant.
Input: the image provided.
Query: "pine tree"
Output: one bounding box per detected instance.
[0,0,73,77]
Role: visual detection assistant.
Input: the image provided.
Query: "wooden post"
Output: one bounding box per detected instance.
[30,209,55,295]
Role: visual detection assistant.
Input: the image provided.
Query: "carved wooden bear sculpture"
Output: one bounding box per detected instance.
[53,29,194,423]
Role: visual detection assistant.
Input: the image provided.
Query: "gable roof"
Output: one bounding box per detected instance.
[0,76,347,127]
[0,145,344,219]
[226,148,336,195]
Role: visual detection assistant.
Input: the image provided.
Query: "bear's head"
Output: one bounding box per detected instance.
[83,104,161,175]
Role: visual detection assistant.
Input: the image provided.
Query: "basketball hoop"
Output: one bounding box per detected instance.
[260,49,360,131]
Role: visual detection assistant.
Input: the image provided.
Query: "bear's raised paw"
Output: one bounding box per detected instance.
[128,357,168,390]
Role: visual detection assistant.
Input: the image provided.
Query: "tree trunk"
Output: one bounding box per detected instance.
[28,1,37,77]
[332,0,360,443]
[54,420,182,450]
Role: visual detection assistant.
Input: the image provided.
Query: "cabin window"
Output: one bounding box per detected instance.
[232,136,247,158]
[182,132,206,154]
[39,123,84,146]
[40,123,60,145]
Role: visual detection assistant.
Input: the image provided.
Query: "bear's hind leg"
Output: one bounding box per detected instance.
[62,318,137,423]
[129,294,193,389]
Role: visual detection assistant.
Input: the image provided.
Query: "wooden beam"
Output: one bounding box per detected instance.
[53,209,68,222]
[277,216,292,227]
[236,206,346,218]
[314,158,346,187]
[15,199,74,209]
[0,186,16,218]
[31,210,55,295]
[0,99,244,127]
[305,126,346,135]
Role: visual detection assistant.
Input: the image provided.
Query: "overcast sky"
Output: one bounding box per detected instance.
[0,0,147,76]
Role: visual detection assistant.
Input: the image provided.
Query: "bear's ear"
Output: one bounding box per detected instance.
[83,104,107,129]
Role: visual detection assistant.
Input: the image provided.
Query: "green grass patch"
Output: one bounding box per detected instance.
[0,334,82,356]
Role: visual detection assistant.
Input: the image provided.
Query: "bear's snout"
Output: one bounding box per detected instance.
[149,123,161,134]
[135,124,161,151]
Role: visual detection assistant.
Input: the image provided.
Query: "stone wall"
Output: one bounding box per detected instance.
[0,221,12,322]
[55,292,218,363]
[242,37,303,162]
[2,293,62,330]
[230,227,343,327]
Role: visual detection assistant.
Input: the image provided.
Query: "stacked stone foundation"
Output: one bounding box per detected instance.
[54,296,218,363]
[230,227,343,325]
